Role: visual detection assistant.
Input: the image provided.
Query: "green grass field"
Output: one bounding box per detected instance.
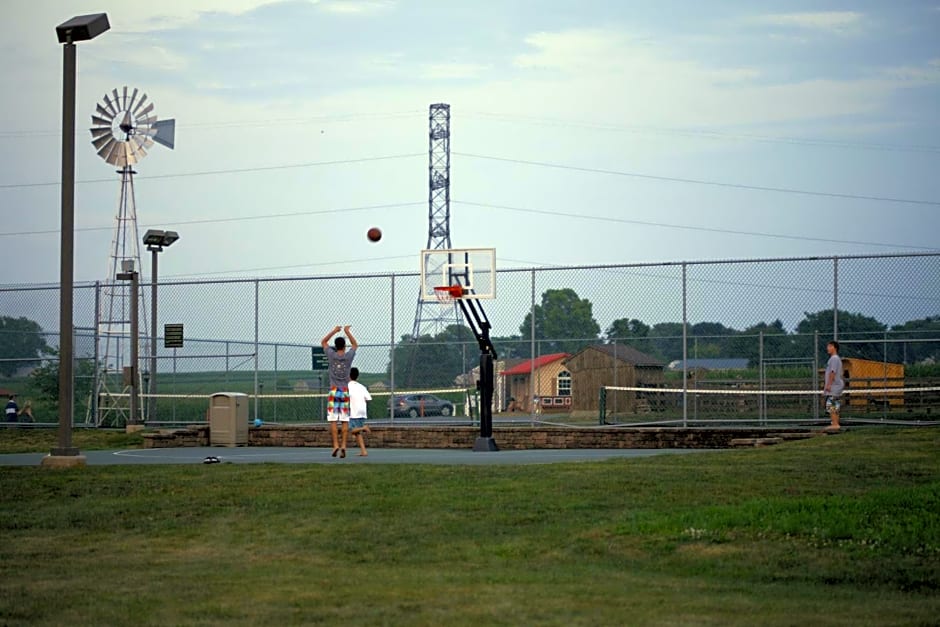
[1,428,938,625]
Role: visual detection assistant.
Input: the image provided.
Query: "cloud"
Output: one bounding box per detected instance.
[745,11,864,34]
[316,0,394,15]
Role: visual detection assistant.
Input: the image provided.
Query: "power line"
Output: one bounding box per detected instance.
[0,202,423,238]
[0,153,424,190]
[454,200,939,251]
[163,254,415,279]
[0,110,424,138]
[454,153,940,207]
[462,111,940,155]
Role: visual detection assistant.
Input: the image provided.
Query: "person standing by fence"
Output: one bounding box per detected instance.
[824,340,844,431]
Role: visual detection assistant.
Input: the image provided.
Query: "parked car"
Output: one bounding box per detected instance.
[393,394,455,417]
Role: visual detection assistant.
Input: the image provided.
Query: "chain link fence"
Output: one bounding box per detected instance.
[1,252,938,427]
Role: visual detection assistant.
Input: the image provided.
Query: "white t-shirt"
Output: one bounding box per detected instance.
[348,380,372,418]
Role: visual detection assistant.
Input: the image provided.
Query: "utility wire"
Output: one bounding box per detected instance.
[0,202,423,238]
[0,153,424,190]
[462,111,940,154]
[453,152,940,207]
[455,200,939,251]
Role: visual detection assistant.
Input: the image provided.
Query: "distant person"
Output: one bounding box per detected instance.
[321,325,358,458]
[21,400,33,422]
[823,340,844,431]
[347,367,373,457]
[5,394,19,423]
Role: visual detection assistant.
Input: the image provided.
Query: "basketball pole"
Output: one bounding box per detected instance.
[456,294,498,452]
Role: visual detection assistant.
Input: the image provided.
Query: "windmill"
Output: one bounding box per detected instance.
[90,86,175,426]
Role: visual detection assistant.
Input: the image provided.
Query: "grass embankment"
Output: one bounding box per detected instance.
[1,428,938,625]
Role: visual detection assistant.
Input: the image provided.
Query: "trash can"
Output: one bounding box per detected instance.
[209,392,249,447]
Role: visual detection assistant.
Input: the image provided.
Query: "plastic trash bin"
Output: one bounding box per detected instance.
[209,392,249,446]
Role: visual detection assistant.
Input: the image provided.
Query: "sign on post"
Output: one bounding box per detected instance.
[164,323,184,348]
[311,347,327,370]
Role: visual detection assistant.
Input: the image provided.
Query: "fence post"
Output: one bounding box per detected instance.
[530,270,536,425]
[389,273,396,422]
[92,281,100,425]
[254,279,259,423]
[599,386,607,425]
[681,262,688,428]
[759,331,764,425]
[833,257,839,340]
[813,331,819,422]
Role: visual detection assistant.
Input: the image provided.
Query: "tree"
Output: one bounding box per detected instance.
[519,288,601,355]
[605,318,650,341]
[0,316,52,377]
[388,324,478,388]
[726,319,791,365]
[647,322,685,362]
[890,316,940,364]
[794,309,887,362]
[28,350,96,414]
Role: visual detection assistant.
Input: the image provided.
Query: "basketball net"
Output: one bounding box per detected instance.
[434,285,464,304]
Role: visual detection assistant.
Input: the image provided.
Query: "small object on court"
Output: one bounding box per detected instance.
[203,456,221,464]
[367,227,382,242]
[254,418,263,427]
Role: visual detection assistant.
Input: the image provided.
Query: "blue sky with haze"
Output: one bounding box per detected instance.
[1,0,938,286]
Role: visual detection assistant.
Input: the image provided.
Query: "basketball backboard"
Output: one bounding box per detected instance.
[420,247,495,300]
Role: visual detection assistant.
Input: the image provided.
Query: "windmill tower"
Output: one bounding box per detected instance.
[411,104,461,339]
[89,86,175,426]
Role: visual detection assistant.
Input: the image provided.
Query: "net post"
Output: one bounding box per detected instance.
[599,386,607,425]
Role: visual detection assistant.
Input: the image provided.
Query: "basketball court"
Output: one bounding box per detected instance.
[0,446,714,467]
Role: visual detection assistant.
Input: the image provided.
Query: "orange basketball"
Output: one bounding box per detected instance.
[367,227,382,242]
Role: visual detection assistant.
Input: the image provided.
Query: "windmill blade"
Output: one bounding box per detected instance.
[152,119,175,149]
[94,135,115,153]
[128,88,139,114]
[129,139,148,162]
[140,136,155,150]
[111,88,121,110]
[137,115,157,127]
[137,102,155,118]
[133,93,148,115]
[91,115,112,128]
[95,104,114,121]
[90,127,111,140]
[102,94,118,116]
[97,138,118,162]
[122,86,129,111]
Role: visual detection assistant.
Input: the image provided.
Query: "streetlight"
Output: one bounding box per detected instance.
[116,260,141,429]
[143,229,179,422]
[45,13,109,468]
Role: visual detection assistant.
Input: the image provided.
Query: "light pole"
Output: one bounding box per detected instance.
[45,13,109,467]
[117,260,140,429]
[143,229,179,423]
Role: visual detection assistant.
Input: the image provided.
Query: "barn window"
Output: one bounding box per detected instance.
[557,370,571,396]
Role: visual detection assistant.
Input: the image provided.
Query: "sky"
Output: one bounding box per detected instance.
[1,0,939,288]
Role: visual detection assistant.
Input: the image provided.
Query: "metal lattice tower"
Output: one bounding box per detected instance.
[88,87,175,425]
[412,103,461,339]
[95,165,150,426]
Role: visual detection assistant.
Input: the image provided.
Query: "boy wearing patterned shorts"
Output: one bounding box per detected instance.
[321,325,357,458]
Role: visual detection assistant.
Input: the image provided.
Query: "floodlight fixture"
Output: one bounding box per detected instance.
[56,13,110,44]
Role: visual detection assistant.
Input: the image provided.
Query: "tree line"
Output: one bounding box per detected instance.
[387,289,940,387]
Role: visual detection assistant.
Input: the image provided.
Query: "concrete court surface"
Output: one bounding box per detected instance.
[0,446,717,467]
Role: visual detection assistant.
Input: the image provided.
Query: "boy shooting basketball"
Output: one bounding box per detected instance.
[322,325,357,458]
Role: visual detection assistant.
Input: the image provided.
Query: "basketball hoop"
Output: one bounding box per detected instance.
[434,285,464,304]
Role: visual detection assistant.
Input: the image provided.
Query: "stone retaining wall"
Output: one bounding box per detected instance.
[144,424,817,449]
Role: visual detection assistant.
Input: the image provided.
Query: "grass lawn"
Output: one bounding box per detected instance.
[1,428,938,625]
